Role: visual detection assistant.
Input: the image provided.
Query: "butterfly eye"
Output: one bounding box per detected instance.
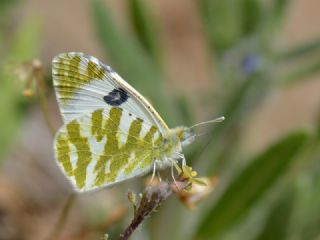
[103,87,129,106]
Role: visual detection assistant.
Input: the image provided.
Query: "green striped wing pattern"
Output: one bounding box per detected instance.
[54,107,163,192]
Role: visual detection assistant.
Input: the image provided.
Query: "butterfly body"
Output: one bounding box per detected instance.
[52,52,197,192]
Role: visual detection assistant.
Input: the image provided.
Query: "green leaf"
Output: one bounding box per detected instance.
[129,0,162,65]
[0,0,18,23]
[254,187,295,240]
[91,0,181,125]
[287,145,320,240]
[280,60,320,85]
[241,0,263,35]
[272,0,291,24]
[317,108,320,138]
[275,38,320,62]
[174,95,194,126]
[199,0,244,53]
[195,131,310,239]
[193,75,262,171]
[0,18,41,158]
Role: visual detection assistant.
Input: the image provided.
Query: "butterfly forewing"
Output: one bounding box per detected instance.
[52,52,168,133]
[54,107,163,192]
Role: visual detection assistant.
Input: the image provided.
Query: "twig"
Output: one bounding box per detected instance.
[26,60,78,240]
[28,60,78,240]
[45,193,76,240]
[32,59,55,136]
[12,59,78,240]
[119,181,188,240]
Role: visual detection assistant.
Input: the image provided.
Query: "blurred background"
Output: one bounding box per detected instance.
[0,0,320,239]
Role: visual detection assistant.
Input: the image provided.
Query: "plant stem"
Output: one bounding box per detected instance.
[32,59,55,136]
[119,181,187,240]
[45,193,76,240]
[30,60,77,240]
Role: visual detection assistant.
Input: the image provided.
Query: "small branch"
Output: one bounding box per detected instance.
[119,181,188,240]
[29,60,77,240]
[12,59,78,240]
[45,193,76,240]
[32,59,55,136]
[13,59,55,136]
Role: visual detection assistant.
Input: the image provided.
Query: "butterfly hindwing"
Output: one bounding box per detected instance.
[54,107,164,192]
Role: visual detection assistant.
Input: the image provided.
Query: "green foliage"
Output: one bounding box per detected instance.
[129,0,162,65]
[289,165,320,240]
[276,38,320,85]
[1,0,319,239]
[0,15,40,159]
[255,187,295,240]
[196,131,309,239]
[276,38,320,61]
[200,0,244,52]
[91,0,181,126]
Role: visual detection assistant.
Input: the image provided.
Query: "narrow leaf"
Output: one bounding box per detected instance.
[272,0,291,24]
[280,61,320,85]
[196,131,310,239]
[275,38,320,62]
[199,0,244,53]
[255,188,295,240]
[241,0,263,35]
[91,0,181,125]
[129,0,162,65]
[0,18,40,158]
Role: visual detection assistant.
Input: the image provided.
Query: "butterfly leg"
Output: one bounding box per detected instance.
[155,159,163,182]
[170,159,182,191]
[171,154,186,191]
[171,161,176,182]
[149,161,157,184]
[157,170,162,182]
[149,160,162,185]
[181,155,186,166]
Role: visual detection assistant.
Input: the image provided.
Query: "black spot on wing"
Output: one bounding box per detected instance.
[103,87,129,106]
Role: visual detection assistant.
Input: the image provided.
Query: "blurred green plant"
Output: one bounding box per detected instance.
[196,131,310,239]
[89,0,320,239]
[0,0,40,160]
[1,0,320,239]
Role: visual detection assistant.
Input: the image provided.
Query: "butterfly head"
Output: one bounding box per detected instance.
[169,127,196,148]
[179,127,196,147]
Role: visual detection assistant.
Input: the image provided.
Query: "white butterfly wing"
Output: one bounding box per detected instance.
[52,52,168,133]
[54,107,164,192]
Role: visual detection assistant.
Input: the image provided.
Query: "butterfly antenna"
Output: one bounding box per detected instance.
[189,116,225,130]
[194,132,206,138]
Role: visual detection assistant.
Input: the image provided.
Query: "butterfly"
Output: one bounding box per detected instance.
[52,52,224,192]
